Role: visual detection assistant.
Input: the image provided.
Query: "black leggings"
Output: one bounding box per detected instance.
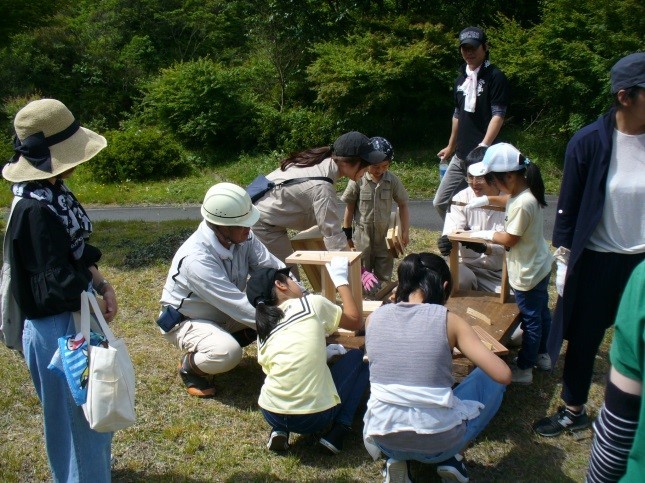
[561,250,644,406]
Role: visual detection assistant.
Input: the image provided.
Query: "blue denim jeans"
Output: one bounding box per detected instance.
[261,349,369,434]
[23,312,112,483]
[377,368,506,464]
[514,274,552,370]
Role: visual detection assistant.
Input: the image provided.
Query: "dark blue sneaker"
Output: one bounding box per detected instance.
[436,454,469,482]
[319,424,350,455]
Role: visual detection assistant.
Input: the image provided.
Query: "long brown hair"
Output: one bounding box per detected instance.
[280,146,368,173]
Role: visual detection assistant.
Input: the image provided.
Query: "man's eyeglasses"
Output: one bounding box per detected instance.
[466,174,486,184]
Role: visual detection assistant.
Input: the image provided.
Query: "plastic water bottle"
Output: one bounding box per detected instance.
[439,158,448,180]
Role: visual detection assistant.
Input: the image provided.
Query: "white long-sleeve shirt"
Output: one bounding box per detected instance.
[442,186,505,272]
[160,221,284,328]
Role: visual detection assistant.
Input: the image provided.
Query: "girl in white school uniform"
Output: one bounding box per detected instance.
[467,143,553,384]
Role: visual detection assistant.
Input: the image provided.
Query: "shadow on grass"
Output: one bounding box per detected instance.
[113,470,212,482]
[400,350,583,482]
[210,354,265,411]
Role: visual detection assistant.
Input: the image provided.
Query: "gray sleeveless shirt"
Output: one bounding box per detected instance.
[366,302,453,387]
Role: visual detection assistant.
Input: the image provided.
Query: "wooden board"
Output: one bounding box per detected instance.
[452,325,509,358]
[373,281,398,301]
[466,307,491,325]
[363,300,385,316]
[286,250,364,315]
[447,230,511,303]
[290,226,326,292]
[327,332,365,350]
[446,290,521,345]
[385,209,404,258]
[328,325,508,359]
[451,200,506,212]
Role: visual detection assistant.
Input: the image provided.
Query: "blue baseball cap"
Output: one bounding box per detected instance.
[611,52,645,94]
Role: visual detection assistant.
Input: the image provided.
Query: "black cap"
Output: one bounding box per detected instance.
[459,27,487,48]
[333,131,387,165]
[611,52,645,94]
[246,266,292,307]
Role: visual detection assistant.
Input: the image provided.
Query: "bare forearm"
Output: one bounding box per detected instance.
[343,204,355,228]
[337,285,361,330]
[491,231,520,248]
[399,205,410,246]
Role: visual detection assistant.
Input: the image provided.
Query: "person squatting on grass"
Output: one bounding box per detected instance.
[341,136,411,294]
[586,259,645,482]
[363,253,510,483]
[434,26,509,220]
[158,182,285,398]
[534,52,645,438]
[437,145,506,293]
[251,131,386,280]
[466,143,553,385]
[1,99,117,482]
[247,258,369,455]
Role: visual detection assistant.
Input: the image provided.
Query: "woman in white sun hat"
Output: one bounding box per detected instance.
[2,98,116,482]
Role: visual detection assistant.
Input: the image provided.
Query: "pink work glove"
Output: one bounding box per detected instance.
[361,268,378,292]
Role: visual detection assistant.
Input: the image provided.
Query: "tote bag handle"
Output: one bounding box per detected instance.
[79,291,116,343]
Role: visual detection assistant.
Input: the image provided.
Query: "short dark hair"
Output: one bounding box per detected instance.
[614,85,642,107]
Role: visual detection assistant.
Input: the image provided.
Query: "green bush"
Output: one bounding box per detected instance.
[251,104,338,153]
[491,0,644,146]
[91,126,190,182]
[139,59,257,151]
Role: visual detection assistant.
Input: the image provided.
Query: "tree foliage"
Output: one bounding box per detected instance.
[308,19,454,140]
[1,0,643,177]
[140,59,257,149]
[491,0,644,140]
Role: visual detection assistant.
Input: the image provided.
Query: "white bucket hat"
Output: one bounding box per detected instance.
[468,143,527,176]
[2,98,107,183]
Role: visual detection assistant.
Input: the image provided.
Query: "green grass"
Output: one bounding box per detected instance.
[0,221,604,482]
[0,146,562,208]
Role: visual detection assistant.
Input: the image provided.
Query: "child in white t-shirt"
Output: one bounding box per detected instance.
[467,143,553,384]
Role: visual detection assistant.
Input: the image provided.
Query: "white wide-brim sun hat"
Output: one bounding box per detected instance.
[2,98,107,183]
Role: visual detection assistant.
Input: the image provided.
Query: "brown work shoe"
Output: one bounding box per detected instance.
[178,355,216,398]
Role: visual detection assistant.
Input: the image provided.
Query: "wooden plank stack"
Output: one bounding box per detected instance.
[386,208,404,258]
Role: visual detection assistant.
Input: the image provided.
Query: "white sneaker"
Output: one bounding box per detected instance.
[383,459,411,483]
[507,326,523,347]
[536,353,552,371]
[510,363,533,384]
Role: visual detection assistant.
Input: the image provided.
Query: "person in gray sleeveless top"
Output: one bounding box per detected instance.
[363,253,511,482]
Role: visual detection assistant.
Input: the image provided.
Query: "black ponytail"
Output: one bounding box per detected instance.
[492,154,547,208]
[255,272,290,342]
[522,156,547,207]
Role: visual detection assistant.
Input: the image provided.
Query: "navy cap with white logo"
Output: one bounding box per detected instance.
[459,27,487,48]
